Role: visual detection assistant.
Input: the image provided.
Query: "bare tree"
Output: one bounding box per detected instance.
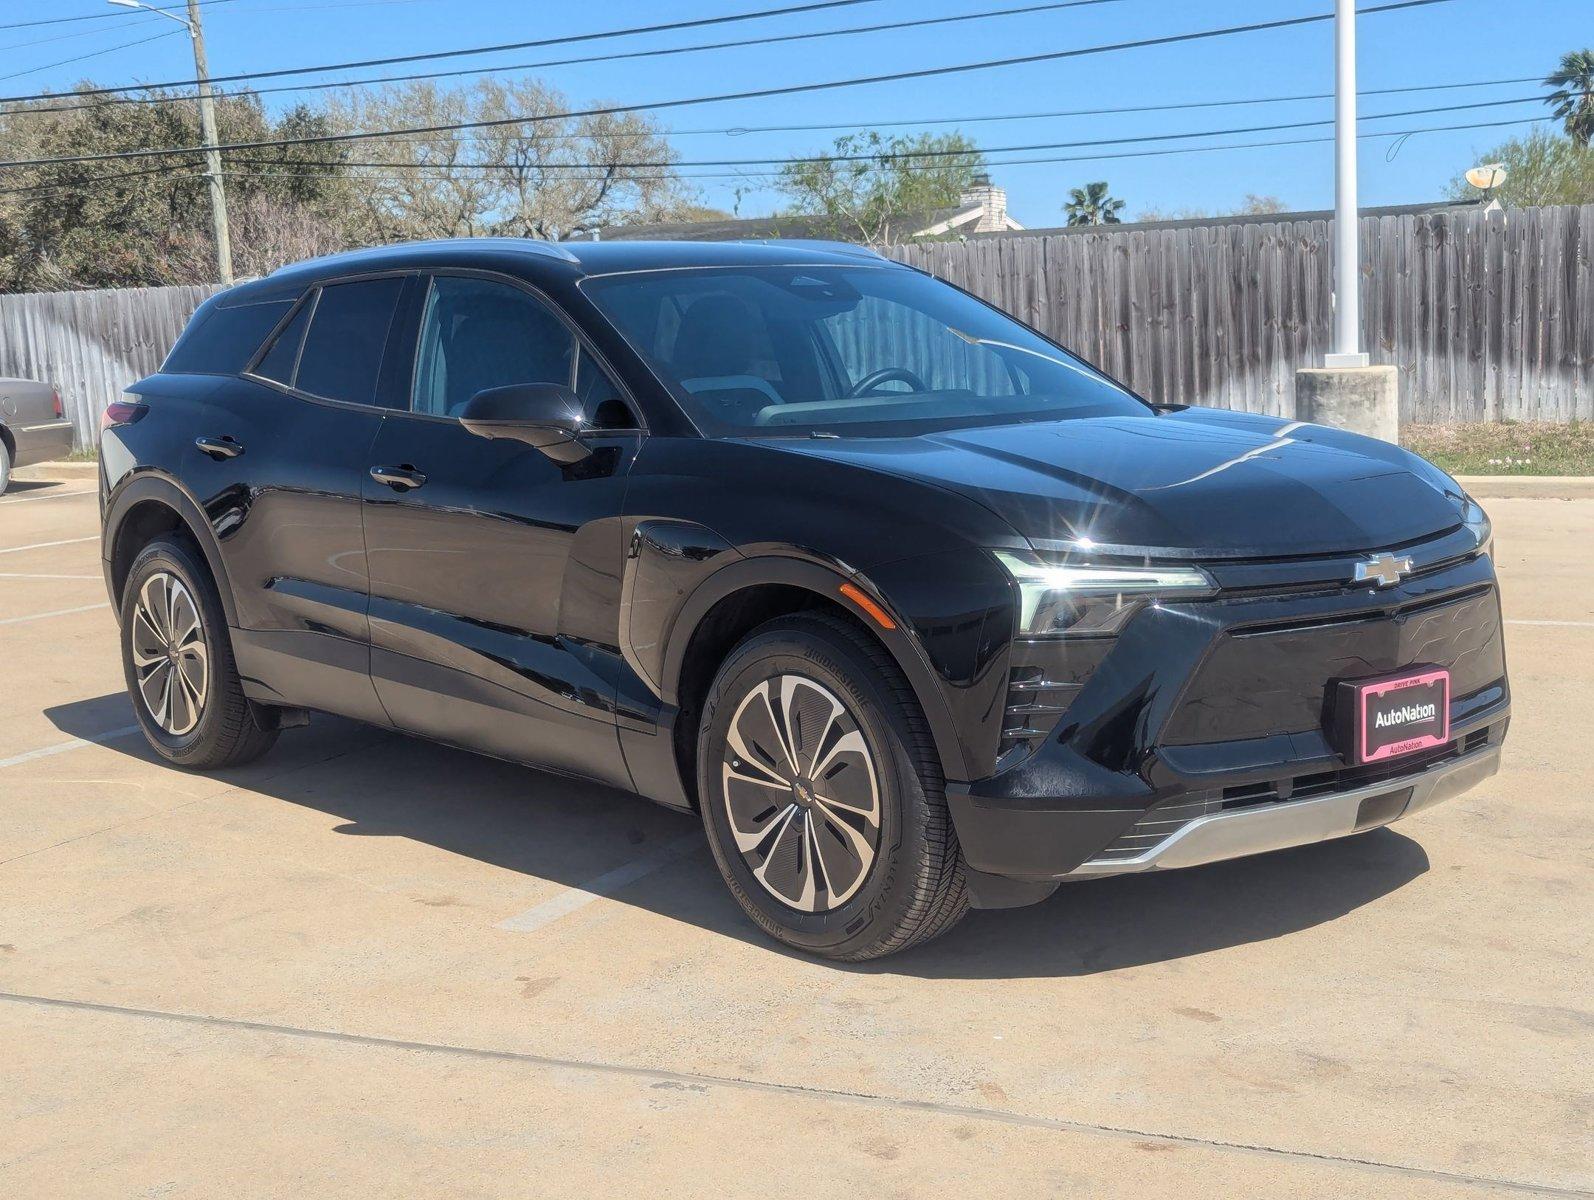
[326,78,695,243]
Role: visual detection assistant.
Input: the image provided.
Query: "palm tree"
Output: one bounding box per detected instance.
[1064,181,1126,226]
[1546,49,1594,147]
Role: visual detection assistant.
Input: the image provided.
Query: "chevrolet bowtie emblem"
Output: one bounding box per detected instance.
[1354,552,1414,588]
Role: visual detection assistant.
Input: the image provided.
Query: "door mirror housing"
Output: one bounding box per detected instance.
[457,383,591,464]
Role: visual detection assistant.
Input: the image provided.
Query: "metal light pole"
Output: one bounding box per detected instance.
[1326,0,1367,368]
[108,0,233,285]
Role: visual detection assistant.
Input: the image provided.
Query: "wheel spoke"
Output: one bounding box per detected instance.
[758,684,800,775]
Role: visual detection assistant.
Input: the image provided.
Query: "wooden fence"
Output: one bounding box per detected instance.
[0,283,220,450]
[889,203,1593,425]
[1,203,1588,451]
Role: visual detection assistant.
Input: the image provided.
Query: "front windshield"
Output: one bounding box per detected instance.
[581,264,1149,437]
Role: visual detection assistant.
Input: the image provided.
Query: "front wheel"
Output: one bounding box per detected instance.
[697,613,968,961]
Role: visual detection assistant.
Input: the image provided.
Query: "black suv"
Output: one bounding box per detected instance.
[100,239,1509,960]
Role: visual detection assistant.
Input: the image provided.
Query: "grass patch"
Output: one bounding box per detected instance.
[65,447,99,462]
[1401,422,1594,476]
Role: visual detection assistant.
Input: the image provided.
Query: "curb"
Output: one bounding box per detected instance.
[1455,475,1594,501]
[30,460,98,473]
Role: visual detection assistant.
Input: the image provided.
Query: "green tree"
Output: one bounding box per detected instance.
[1064,181,1125,226]
[776,131,984,245]
[1446,129,1594,208]
[1546,49,1594,147]
[0,88,350,290]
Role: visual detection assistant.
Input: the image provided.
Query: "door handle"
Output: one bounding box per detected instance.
[195,435,243,460]
[369,464,427,491]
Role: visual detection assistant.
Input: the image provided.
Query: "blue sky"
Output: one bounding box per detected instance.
[4,0,1587,224]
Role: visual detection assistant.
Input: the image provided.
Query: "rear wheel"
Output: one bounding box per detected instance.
[698,613,968,961]
[0,438,12,495]
[120,536,278,769]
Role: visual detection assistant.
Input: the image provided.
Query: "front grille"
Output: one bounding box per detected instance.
[1163,587,1505,746]
[998,637,1113,760]
[1092,723,1500,863]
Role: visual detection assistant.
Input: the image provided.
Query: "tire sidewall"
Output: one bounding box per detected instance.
[0,439,12,496]
[120,537,229,764]
[698,620,939,957]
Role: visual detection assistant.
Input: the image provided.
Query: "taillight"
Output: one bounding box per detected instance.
[101,400,148,430]
[51,387,62,419]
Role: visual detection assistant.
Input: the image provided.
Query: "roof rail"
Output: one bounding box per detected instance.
[748,239,890,263]
[269,236,580,276]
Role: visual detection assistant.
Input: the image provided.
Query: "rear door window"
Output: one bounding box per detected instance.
[294,277,405,406]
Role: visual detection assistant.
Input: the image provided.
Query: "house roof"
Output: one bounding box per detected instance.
[589,206,972,244]
[963,200,1477,239]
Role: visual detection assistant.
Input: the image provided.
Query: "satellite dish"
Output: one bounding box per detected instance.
[1465,163,1508,192]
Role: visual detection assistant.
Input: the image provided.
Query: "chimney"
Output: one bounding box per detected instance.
[958,174,1007,233]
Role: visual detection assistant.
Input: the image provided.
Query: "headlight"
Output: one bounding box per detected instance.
[1461,494,1492,552]
[994,551,1215,637]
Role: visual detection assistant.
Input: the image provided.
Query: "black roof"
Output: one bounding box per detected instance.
[226,237,895,303]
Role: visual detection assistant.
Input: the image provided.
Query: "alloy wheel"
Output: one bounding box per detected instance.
[130,571,209,736]
[720,674,882,913]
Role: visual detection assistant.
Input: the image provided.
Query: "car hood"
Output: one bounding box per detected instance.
[755,408,1466,560]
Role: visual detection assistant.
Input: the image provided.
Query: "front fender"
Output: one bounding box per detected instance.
[661,552,979,785]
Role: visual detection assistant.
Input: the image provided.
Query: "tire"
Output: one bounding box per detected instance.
[119,535,278,770]
[697,612,968,961]
[0,437,12,496]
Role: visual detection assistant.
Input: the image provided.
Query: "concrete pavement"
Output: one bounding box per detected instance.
[1,466,1589,1198]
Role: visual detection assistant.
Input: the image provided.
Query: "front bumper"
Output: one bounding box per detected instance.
[946,535,1510,891]
[1068,738,1500,877]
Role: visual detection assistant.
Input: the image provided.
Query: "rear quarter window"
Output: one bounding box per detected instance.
[163,298,295,376]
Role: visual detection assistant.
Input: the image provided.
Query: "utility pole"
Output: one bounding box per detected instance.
[108,1,232,284]
[1326,0,1366,367]
[188,0,233,285]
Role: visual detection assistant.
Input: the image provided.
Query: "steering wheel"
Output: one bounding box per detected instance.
[848,366,928,397]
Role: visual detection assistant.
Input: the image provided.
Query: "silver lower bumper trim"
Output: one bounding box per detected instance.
[1068,744,1501,878]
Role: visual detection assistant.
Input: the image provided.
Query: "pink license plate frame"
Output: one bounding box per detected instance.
[1357,668,1451,764]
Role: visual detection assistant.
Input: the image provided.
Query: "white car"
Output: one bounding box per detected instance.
[0,377,74,493]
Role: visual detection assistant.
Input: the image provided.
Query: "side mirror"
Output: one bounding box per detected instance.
[457,383,591,464]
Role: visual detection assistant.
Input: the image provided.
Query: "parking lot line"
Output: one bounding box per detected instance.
[0,489,98,506]
[0,725,142,772]
[0,602,110,626]
[1505,618,1594,628]
[497,831,704,934]
[0,536,99,556]
[0,572,102,580]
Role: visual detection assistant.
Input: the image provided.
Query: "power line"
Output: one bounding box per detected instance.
[221,93,1548,173]
[3,0,1131,115]
[0,1,233,34]
[0,28,185,85]
[0,0,895,104]
[0,0,1465,170]
[0,113,1551,200]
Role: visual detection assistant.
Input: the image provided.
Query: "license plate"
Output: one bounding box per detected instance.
[1347,668,1451,765]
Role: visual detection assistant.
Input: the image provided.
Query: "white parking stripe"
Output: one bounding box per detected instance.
[0,488,97,506]
[0,725,141,771]
[0,573,101,580]
[0,536,98,555]
[1506,619,1594,628]
[0,602,110,626]
[497,831,704,934]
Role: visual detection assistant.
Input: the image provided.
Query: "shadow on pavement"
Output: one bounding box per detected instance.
[46,693,1429,980]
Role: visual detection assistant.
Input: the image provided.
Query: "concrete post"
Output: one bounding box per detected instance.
[1295,365,1399,442]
